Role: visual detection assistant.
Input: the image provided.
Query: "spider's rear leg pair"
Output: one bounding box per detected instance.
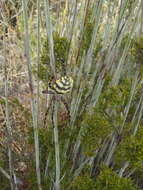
[43,94,70,127]
[42,75,73,127]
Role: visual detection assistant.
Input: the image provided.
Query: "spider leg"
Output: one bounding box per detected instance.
[60,96,70,120]
[43,96,54,127]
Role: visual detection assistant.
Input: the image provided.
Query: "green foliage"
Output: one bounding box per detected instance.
[100,76,132,123]
[0,175,9,190]
[27,167,37,190]
[80,111,112,156]
[120,35,131,54]
[117,127,143,170]
[80,75,132,156]
[78,11,102,62]
[130,36,143,76]
[72,166,139,190]
[131,170,143,189]
[2,1,143,189]
[0,154,11,189]
[131,36,143,64]
[120,36,143,79]
[27,126,55,188]
[28,126,54,157]
[71,175,96,190]
[36,34,70,83]
[119,35,143,77]
[101,86,124,109]
[39,127,54,152]
[101,79,131,111]
[82,22,94,52]
[95,166,139,190]
[127,0,135,10]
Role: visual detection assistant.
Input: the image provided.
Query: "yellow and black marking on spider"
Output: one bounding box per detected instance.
[42,75,73,127]
[43,75,73,95]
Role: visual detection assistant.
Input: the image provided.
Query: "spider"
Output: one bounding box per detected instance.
[42,75,73,127]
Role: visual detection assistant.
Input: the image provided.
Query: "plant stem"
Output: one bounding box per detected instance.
[22,0,42,189]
